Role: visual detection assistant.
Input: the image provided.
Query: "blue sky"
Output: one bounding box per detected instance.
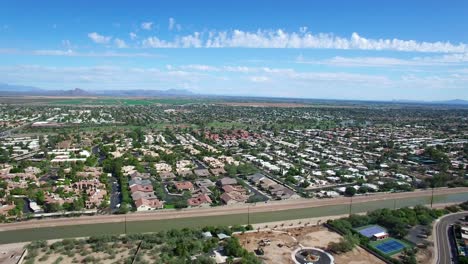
[1,0,468,100]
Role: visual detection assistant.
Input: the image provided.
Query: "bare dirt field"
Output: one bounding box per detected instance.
[236,225,385,264]
[0,243,25,264]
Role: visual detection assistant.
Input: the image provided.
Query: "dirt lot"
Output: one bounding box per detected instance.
[236,225,385,264]
[416,242,434,264]
[0,243,26,264]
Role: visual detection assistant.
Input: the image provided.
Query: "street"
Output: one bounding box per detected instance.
[434,212,468,264]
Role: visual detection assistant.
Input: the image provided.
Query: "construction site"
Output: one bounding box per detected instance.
[236,223,385,264]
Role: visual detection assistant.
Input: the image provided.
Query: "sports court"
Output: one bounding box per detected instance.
[370,238,409,256]
[355,225,387,238]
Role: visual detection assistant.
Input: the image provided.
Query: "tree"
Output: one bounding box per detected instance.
[223,237,244,257]
[459,256,468,264]
[35,190,45,205]
[174,199,188,209]
[345,186,356,196]
[401,248,417,264]
[300,180,310,188]
[44,203,62,213]
[193,256,215,264]
[328,238,354,253]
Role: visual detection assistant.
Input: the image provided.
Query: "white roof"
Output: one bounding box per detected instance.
[373,232,388,237]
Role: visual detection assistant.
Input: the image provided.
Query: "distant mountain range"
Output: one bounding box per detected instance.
[94,89,194,97]
[436,99,468,105]
[0,83,194,97]
[0,82,466,105]
[392,98,468,105]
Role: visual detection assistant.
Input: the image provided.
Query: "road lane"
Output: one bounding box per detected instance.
[0,187,466,232]
[434,212,468,264]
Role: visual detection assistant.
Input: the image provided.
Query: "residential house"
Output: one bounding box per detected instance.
[217,177,237,186]
[220,192,249,205]
[174,181,194,192]
[194,169,211,177]
[134,198,164,211]
[187,194,212,207]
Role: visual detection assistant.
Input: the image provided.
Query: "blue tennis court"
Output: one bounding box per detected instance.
[374,239,406,255]
[356,225,386,238]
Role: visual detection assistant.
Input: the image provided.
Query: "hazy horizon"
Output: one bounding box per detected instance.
[1,0,468,100]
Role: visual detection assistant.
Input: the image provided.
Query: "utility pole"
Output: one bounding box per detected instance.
[124,215,127,235]
[247,204,250,226]
[349,195,353,216]
[393,199,397,210]
[430,186,435,208]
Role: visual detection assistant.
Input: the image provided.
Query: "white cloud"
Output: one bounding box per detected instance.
[249,76,270,83]
[129,32,137,40]
[143,33,203,48]
[32,49,158,58]
[34,49,75,56]
[142,37,176,48]
[61,40,72,49]
[1,64,466,100]
[322,56,418,67]
[168,17,181,31]
[114,38,128,48]
[141,21,153,30]
[140,29,468,53]
[169,17,175,31]
[87,32,111,44]
[179,64,220,71]
[0,65,207,91]
[167,64,388,84]
[296,53,468,67]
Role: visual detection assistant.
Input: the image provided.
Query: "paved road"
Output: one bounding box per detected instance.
[110,180,121,213]
[0,187,465,232]
[434,212,468,264]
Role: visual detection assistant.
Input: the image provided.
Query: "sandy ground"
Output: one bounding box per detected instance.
[0,243,25,264]
[0,187,465,232]
[237,225,385,264]
[416,247,433,264]
[0,204,449,264]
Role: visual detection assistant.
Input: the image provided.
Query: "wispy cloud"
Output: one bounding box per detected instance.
[168,17,181,31]
[249,76,270,83]
[143,32,203,48]
[168,18,175,31]
[129,32,137,40]
[141,21,153,30]
[0,47,161,58]
[296,53,468,67]
[1,64,466,100]
[32,49,158,58]
[140,29,468,53]
[87,32,111,44]
[114,38,128,48]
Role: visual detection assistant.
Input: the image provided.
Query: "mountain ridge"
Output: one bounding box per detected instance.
[0,83,466,105]
[0,83,194,97]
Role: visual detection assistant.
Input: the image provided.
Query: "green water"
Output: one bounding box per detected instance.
[0,192,466,244]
